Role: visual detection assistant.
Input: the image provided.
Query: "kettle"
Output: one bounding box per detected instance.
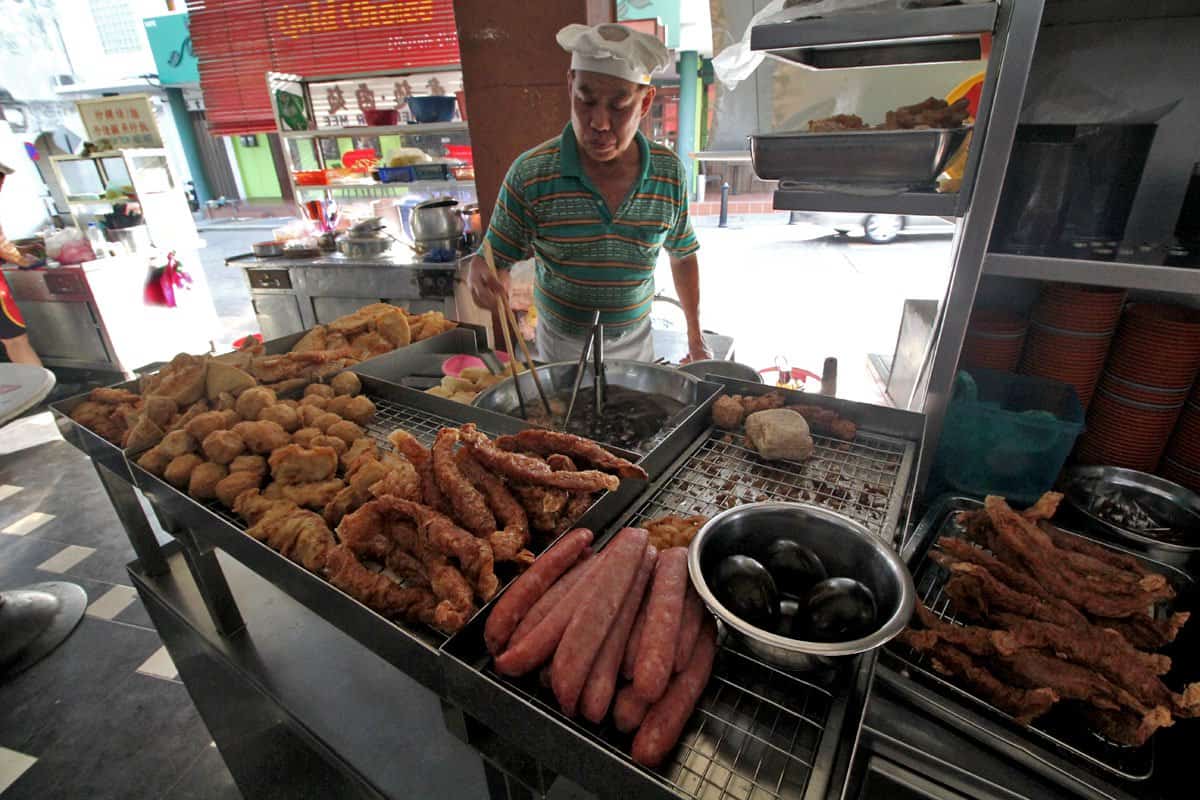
[403,198,464,257]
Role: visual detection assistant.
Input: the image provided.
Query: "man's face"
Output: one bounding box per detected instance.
[569,70,655,164]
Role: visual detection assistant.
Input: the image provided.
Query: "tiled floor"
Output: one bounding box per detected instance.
[0,423,241,799]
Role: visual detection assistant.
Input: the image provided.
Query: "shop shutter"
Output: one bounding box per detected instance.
[187,0,460,136]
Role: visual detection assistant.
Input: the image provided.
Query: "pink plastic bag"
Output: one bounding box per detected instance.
[144,252,192,308]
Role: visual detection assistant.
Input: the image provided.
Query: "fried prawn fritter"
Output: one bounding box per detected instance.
[458,424,619,493]
[258,403,300,433]
[215,470,264,508]
[304,383,335,400]
[292,427,322,447]
[185,410,240,442]
[233,420,292,454]
[163,454,204,489]
[188,462,229,501]
[645,514,709,551]
[331,371,361,396]
[264,478,346,510]
[311,412,341,433]
[712,395,745,429]
[325,419,364,446]
[229,454,268,478]
[268,444,339,484]
[235,386,277,421]
[297,405,326,428]
[496,429,647,480]
[299,394,329,410]
[341,438,378,471]
[202,429,246,464]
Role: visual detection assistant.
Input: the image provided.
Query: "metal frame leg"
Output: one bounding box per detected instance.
[92,462,169,577]
[177,535,246,637]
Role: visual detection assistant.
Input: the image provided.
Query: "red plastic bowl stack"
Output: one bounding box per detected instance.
[1018,284,1125,408]
[1160,381,1200,492]
[961,309,1028,373]
[1076,303,1200,472]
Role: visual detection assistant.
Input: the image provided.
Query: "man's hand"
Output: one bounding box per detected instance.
[682,330,712,364]
[468,254,507,311]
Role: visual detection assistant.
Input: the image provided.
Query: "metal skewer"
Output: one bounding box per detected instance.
[501,297,552,418]
[592,321,605,424]
[482,241,526,419]
[563,310,600,430]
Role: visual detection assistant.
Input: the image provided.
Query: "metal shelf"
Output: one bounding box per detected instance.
[296,180,475,196]
[280,121,467,139]
[773,189,959,217]
[983,252,1200,295]
[751,2,996,69]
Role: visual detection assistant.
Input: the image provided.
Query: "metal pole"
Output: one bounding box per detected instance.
[719,181,730,228]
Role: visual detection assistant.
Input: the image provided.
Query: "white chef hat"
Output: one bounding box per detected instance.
[557,23,672,86]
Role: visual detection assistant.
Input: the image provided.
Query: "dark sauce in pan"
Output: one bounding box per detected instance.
[526,385,686,452]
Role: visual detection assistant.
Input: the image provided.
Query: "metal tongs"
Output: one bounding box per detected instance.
[563,310,605,429]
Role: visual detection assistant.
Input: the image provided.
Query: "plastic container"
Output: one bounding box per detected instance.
[930,368,1085,505]
[406,95,457,123]
[375,163,452,183]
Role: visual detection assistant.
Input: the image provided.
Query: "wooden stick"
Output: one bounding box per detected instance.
[482,241,526,418]
[502,299,552,417]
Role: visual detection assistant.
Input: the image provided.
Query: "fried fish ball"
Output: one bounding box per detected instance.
[325,419,364,446]
[257,403,300,433]
[298,404,327,428]
[185,410,237,442]
[235,386,277,421]
[309,434,348,456]
[214,470,263,508]
[229,454,268,478]
[137,446,174,477]
[313,412,343,433]
[304,383,335,400]
[232,420,292,455]
[278,398,300,410]
[292,427,322,447]
[188,461,229,501]
[202,429,246,464]
[330,371,361,397]
[328,395,376,426]
[158,429,198,459]
[299,394,329,410]
[163,453,204,489]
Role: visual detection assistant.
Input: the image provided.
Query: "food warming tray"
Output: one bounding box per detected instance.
[878,495,1197,796]
[126,377,646,695]
[442,378,924,799]
[750,127,970,187]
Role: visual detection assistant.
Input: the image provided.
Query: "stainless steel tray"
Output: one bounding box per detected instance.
[750,127,970,188]
[878,495,1198,794]
[129,376,645,694]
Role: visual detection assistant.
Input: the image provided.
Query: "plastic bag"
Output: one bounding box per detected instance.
[144,252,192,308]
[57,239,95,265]
[44,227,84,259]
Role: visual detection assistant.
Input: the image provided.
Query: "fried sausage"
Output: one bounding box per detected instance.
[622,589,652,680]
[632,547,689,704]
[485,528,592,655]
[675,586,706,673]
[550,528,648,716]
[508,550,594,650]
[579,545,658,724]
[632,619,718,768]
[612,685,650,734]
[494,548,611,677]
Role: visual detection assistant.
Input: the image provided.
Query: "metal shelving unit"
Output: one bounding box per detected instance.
[280,121,468,139]
[983,252,1200,295]
[772,189,959,217]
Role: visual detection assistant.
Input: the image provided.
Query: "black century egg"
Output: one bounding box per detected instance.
[713,555,779,628]
[761,539,827,598]
[804,577,878,642]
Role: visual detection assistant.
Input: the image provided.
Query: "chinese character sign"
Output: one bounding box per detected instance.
[76,96,163,149]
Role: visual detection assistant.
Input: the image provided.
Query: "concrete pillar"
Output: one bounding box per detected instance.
[165,88,211,205]
[452,0,612,228]
[676,50,699,198]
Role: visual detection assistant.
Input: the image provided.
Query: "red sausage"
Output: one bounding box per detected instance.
[551,528,649,716]
[632,547,689,703]
[508,548,594,649]
[485,528,593,655]
[631,619,718,768]
[612,684,649,734]
[494,548,609,677]
[674,585,705,672]
[579,544,658,724]
[621,591,651,680]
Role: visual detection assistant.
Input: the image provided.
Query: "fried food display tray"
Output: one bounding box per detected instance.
[442,437,878,800]
[128,377,645,694]
[879,495,1197,791]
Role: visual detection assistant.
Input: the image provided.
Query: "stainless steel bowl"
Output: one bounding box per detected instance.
[472,359,704,416]
[688,502,915,672]
[1063,465,1200,573]
[252,241,283,258]
[337,236,393,259]
[750,127,971,187]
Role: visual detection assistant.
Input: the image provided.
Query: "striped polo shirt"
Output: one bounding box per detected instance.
[484,124,700,336]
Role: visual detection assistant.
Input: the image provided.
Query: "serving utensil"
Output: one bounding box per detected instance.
[481,240,526,419]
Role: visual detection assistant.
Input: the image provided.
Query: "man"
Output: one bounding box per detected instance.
[0,161,40,366]
[468,22,711,363]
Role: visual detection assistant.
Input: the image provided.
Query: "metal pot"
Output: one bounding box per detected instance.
[337,235,392,259]
[472,360,704,417]
[407,198,464,248]
[688,502,915,672]
[252,240,283,258]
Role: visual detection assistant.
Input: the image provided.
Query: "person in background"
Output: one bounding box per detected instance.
[468,23,711,364]
[0,161,42,366]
